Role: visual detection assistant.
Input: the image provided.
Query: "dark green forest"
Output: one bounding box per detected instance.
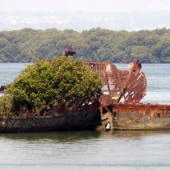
[0,27,170,63]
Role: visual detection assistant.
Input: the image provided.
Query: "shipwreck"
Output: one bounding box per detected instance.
[0,44,170,132]
[86,60,170,130]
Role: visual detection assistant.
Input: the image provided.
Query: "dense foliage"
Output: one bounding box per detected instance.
[0,56,102,115]
[1,28,170,63]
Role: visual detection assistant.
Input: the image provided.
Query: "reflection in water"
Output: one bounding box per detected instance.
[1,130,170,142]
[0,131,101,142]
[1,130,170,170]
[103,130,170,139]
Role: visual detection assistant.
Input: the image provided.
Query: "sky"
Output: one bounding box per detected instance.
[1,0,170,31]
[1,0,170,13]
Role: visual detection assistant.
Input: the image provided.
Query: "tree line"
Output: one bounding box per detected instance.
[0,27,170,63]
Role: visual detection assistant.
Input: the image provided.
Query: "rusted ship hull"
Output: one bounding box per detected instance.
[0,109,101,132]
[2,102,170,132]
[0,58,167,132]
[87,61,170,130]
[100,103,170,130]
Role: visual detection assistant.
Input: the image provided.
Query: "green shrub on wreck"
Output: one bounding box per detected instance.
[2,56,102,116]
[0,95,13,117]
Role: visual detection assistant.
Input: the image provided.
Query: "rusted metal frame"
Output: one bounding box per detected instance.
[130,74,146,101]
[122,73,145,103]
[114,73,131,103]
[34,94,74,116]
[118,71,146,103]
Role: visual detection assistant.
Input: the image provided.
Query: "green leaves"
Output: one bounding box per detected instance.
[0,95,13,116]
[3,56,102,115]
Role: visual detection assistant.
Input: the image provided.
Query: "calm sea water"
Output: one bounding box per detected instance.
[0,63,170,170]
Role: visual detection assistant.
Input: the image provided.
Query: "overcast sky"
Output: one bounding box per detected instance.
[1,0,170,13]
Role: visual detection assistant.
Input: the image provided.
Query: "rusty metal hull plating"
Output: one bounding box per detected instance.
[100,103,170,130]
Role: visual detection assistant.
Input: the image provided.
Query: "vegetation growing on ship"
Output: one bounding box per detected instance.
[0,56,102,116]
[1,27,170,63]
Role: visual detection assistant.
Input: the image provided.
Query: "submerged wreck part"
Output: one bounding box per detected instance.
[99,103,170,130]
[84,60,147,106]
